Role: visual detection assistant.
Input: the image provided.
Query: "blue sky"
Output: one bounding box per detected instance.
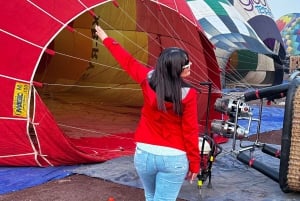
[267,0,300,19]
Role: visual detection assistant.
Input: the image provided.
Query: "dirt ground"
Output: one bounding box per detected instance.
[0,130,282,201]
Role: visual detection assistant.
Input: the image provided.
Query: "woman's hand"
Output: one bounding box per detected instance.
[95,25,108,42]
[186,171,198,184]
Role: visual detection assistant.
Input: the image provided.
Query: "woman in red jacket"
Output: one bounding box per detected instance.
[95,25,200,201]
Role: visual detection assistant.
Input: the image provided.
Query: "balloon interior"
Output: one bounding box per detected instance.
[207,74,300,194]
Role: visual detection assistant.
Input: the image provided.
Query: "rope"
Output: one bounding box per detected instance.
[0,28,43,50]
[58,123,135,140]
[44,83,142,91]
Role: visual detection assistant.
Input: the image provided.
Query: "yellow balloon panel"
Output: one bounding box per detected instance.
[35,28,92,85]
[94,1,137,31]
[35,2,148,106]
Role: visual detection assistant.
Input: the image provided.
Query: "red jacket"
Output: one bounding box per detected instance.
[103,37,200,173]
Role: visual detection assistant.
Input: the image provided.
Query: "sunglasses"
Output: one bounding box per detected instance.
[182,62,192,70]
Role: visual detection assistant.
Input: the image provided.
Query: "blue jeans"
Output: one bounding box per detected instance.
[134,147,188,201]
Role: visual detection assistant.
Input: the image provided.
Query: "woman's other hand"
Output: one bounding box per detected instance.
[186,171,198,184]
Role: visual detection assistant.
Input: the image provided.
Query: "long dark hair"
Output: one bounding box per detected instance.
[149,47,189,116]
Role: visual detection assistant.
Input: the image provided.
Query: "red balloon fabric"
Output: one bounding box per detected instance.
[0,0,222,166]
